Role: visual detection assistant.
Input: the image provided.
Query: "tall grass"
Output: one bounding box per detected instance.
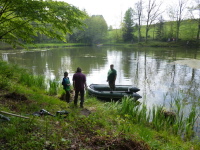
[0,61,14,89]
[115,97,198,140]
[185,106,197,140]
[0,60,47,91]
[46,79,59,95]
[19,72,46,89]
[18,69,60,96]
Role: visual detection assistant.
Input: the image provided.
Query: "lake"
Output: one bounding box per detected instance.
[0,45,200,138]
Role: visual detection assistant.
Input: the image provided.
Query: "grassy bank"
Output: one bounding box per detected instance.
[0,60,199,150]
[0,40,193,51]
[0,43,90,50]
[103,41,180,47]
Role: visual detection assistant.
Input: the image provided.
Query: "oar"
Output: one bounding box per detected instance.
[101,91,133,94]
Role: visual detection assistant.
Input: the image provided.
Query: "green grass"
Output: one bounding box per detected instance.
[132,19,198,41]
[107,19,199,46]
[0,42,91,50]
[0,60,199,150]
[26,43,90,48]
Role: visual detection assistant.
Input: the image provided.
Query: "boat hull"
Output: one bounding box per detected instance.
[87,84,142,101]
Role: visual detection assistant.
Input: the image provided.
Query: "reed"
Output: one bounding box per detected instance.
[19,72,46,89]
[47,79,59,95]
[184,106,197,140]
[115,97,198,140]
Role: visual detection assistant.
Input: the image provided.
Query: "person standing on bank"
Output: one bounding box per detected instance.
[62,72,71,103]
[107,64,117,92]
[72,67,87,108]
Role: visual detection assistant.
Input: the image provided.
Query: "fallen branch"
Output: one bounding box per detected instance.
[0,111,30,119]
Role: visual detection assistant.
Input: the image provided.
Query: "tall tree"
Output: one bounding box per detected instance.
[122,8,134,42]
[155,16,165,40]
[134,0,143,42]
[167,6,176,39]
[0,0,87,48]
[174,0,187,42]
[188,0,200,43]
[145,0,162,42]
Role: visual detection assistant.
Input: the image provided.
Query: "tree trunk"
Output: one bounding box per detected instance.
[176,21,180,42]
[138,26,141,42]
[145,26,149,43]
[196,22,200,44]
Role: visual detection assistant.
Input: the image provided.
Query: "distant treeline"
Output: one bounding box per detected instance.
[138,19,198,42]
[108,19,199,46]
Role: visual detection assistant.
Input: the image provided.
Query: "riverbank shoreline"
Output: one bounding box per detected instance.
[1,40,196,51]
[0,60,199,149]
[0,43,91,50]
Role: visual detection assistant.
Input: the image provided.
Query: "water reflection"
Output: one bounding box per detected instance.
[0,46,199,138]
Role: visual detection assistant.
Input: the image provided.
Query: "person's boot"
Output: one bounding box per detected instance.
[74,102,77,107]
[74,98,78,107]
[80,103,84,108]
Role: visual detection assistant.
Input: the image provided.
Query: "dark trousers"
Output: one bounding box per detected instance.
[109,81,115,91]
[74,90,84,106]
[65,90,70,103]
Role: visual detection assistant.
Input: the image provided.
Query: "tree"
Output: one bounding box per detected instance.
[155,16,165,40]
[69,15,108,44]
[0,0,87,48]
[145,0,162,42]
[167,6,176,39]
[122,8,135,42]
[108,25,113,31]
[134,0,143,42]
[174,0,187,42]
[188,0,200,43]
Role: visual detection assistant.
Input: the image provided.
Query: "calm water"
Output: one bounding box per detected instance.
[1,46,200,138]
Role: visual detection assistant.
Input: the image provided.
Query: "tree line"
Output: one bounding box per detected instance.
[0,0,108,47]
[1,0,200,48]
[120,0,200,44]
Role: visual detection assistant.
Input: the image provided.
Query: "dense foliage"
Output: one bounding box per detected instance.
[68,15,108,44]
[0,0,87,47]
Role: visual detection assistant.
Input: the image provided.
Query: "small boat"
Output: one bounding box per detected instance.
[87,84,142,101]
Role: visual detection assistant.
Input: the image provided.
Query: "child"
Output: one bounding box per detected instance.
[62,72,71,103]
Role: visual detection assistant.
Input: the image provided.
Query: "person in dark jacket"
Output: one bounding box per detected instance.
[62,72,71,103]
[107,64,117,92]
[72,67,87,108]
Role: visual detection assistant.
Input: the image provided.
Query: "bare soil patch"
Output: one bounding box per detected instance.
[4,92,28,101]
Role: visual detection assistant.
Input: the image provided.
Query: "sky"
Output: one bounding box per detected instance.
[64,0,135,28]
[62,0,193,28]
